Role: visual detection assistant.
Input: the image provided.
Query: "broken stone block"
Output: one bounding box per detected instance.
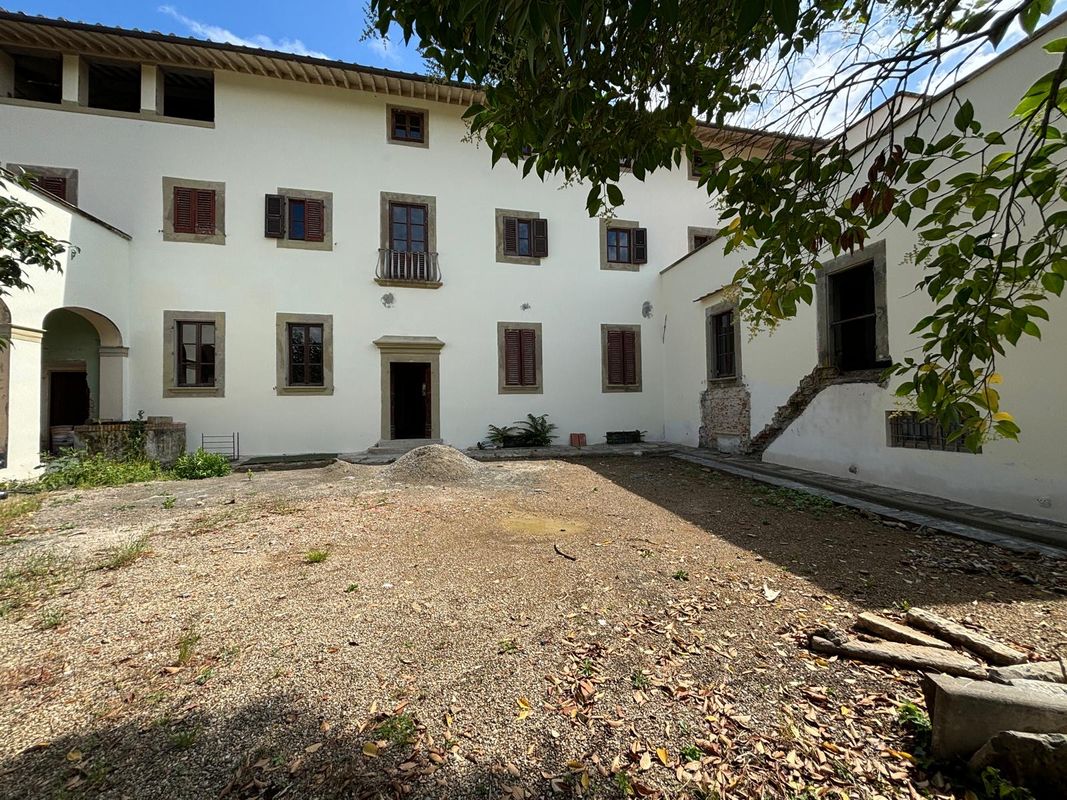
[969,731,1067,800]
[922,673,1067,759]
[808,632,987,679]
[906,607,1027,666]
[855,612,953,650]
[989,660,1067,685]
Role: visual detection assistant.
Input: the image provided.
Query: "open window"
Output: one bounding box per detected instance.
[817,240,890,375]
[6,50,62,104]
[496,209,547,264]
[265,190,332,250]
[86,60,140,113]
[600,219,647,271]
[161,68,214,121]
[708,308,738,380]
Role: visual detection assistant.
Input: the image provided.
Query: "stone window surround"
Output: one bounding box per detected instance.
[815,238,891,372]
[705,300,743,384]
[7,163,79,205]
[496,321,543,395]
[163,310,225,398]
[276,313,334,396]
[379,191,437,253]
[373,336,444,442]
[599,218,641,272]
[386,104,429,148]
[162,176,226,245]
[494,208,543,266]
[275,188,334,252]
[688,225,719,253]
[600,323,643,393]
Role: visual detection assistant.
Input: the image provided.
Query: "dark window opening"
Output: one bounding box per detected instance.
[177,321,216,387]
[391,108,425,143]
[502,216,548,258]
[390,202,427,252]
[606,329,639,387]
[887,412,974,453]
[711,310,736,378]
[173,186,217,235]
[162,68,214,121]
[503,328,538,387]
[288,323,324,386]
[692,234,711,250]
[289,199,306,241]
[30,174,68,203]
[390,361,431,439]
[10,51,62,104]
[86,61,141,113]
[828,261,878,371]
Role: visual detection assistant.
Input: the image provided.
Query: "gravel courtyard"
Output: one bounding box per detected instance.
[0,453,1063,799]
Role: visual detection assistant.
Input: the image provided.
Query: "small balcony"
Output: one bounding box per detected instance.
[375,249,442,289]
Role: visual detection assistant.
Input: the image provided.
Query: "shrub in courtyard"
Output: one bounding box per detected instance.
[38,450,166,491]
[172,449,232,480]
[485,414,558,447]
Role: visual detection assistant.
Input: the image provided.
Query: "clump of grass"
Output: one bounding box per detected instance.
[38,450,167,491]
[172,449,231,480]
[375,713,416,746]
[37,606,66,630]
[630,670,650,690]
[343,583,359,593]
[162,495,176,510]
[99,536,150,570]
[0,551,72,616]
[498,639,518,654]
[897,701,930,735]
[169,726,199,750]
[177,628,200,666]
[0,494,42,536]
[304,549,330,564]
[672,569,690,581]
[679,744,703,763]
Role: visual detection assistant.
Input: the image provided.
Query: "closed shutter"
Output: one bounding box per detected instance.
[532,218,548,257]
[504,328,522,386]
[632,228,648,264]
[519,328,537,385]
[34,175,68,202]
[173,186,195,233]
[502,216,518,255]
[305,199,325,242]
[194,189,216,235]
[264,194,285,238]
[606,330,625,385]
[622,329,637,385]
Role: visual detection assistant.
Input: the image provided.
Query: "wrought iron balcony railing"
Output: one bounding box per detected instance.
[376,249,442,286]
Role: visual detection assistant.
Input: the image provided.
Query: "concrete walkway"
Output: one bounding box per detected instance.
[673,450,1067,557]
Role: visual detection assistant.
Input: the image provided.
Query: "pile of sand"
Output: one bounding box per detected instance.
[381,444,483,485]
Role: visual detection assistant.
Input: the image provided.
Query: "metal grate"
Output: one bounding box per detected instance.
[201,432,240,461]
[886,412,973,453]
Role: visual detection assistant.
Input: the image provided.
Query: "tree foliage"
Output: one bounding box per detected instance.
[0,173,68,298]
[371,0,1067,449]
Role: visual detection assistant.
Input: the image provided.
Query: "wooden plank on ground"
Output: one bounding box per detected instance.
[905,607,1027,666]
[809,634,988,679]
[856,612,954,650]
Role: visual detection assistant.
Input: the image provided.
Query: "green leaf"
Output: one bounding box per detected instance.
[953,100,974,132]
[605,183,624,207]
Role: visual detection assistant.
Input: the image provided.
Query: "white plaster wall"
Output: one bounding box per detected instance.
[0,179,132,477]
[659,21,1067,523]
[2,71,717,456]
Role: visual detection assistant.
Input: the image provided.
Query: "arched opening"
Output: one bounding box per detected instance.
[0,299,10,468]
[40,307,125,453]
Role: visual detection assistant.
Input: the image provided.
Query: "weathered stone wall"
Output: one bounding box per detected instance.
[72,417,186,466]
[698,383,751,453]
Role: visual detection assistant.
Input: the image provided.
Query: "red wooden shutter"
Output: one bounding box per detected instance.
[305,199,325,242]
[264,194,285,238]
[34,175,68,202]
[622,330,638,385]
[502,216,518,255]
[519,328,537,385]
[173,186,195,233]
[606,330,625,385]
[532,218,548,257]
[504,329,522,386]
[632,228,648,264]
[194,189,216,235]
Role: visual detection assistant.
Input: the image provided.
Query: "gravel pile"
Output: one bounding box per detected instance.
[381,444,483,484]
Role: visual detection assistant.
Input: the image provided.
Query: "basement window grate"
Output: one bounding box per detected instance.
[886,412,975,453]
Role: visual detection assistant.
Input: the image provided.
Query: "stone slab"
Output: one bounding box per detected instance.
[809,634,987,679]
[989,660,1067,685]
[855,612,953,650]
[906,607,1027,666]
[922,673,1067,759]
[969,731,1067,800]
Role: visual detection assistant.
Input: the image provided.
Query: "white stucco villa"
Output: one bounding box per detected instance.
[1,11,1065,529]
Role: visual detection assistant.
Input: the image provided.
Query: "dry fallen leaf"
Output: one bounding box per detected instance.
[762,583,781,602]
[362,742,380,758]
[517,696,533,720]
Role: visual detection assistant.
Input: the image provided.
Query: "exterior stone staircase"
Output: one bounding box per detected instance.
[745,366,841,457]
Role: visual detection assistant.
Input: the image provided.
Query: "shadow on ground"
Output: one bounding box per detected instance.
[576,456,1065,608]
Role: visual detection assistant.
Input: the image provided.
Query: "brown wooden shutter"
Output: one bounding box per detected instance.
[532,218,548,257]
[622,330,638,385]
[606,330,625,385]
[305,199,325,242]
[504,328,522,385]
[502,216,518,255]
[34,175,68,202]
[632,228,647,264]
[519,328,537,385]
[173,186,195,233]
[264,194,285,238]
[194,189,216,235]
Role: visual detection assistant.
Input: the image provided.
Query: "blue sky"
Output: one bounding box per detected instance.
[2,1,427,72]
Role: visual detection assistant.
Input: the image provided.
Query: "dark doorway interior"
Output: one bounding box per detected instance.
[390,362,431,440]
[828,262,878,372]
[49,371,90,428]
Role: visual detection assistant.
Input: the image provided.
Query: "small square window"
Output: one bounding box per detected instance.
[161,68,214,122]
[11,51,62,104]
[887,411,975,453]
[500,214,548,260]
[390,107,426,144]
[602,222,647,269]
[86,60,141,113]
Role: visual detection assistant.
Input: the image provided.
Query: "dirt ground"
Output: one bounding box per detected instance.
[0,455,1063,800]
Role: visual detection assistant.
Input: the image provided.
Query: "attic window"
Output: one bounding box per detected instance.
[162,68,214,121]
[10,51,62,104]
[86,60,140,113]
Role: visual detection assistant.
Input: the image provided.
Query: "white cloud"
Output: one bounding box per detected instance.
[158,5,331,60]
[365,35,402,65]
